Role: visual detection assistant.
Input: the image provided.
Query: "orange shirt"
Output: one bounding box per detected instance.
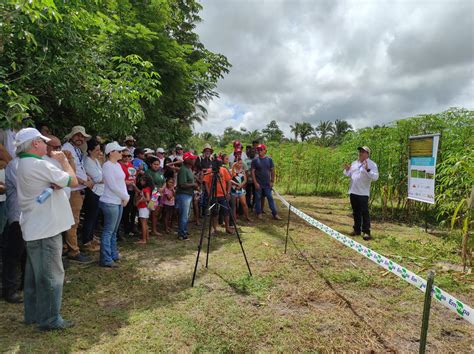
[203,167,231,197]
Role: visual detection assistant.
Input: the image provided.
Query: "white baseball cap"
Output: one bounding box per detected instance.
[15,128,51,146]
[144,148,154,154]
[156,147,165,153]
[104,141,127,155]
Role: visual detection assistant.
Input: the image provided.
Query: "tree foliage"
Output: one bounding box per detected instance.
[0,0,230,144]
[262,120,284,142]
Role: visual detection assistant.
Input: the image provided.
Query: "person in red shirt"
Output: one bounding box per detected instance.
[119,152,138,237]
[135,174,154,244]
[203,162,233,235]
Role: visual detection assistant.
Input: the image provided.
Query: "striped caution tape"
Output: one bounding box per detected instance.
[273,190,474,325]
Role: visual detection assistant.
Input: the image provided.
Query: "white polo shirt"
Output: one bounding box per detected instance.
[17,153,74,241]
[343,158,379,196]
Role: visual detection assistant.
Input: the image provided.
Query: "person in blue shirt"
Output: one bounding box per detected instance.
[132,148,147,173]
[251,144,282,220]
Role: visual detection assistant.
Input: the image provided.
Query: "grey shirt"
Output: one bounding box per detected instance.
[5,158,20,224]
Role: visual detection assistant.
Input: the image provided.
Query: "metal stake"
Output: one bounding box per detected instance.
[419,270,435,354]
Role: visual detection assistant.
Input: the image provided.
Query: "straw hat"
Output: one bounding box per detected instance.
[64,126,91,141]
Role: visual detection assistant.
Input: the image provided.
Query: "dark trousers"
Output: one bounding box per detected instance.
[81,189,101,244]
[122,190,137,234]
[350,193,371,235]
[246,182,255,209]
[2,222,26,297]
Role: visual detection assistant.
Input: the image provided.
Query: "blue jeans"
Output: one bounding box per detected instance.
[176,193,193,237]
[254,187,278,216]
[99,202,123,266]
[24,234,65,330]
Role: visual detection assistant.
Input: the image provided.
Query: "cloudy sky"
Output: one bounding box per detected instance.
[194,0,474,137]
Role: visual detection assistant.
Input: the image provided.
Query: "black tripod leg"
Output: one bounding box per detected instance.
[216,174,253,277]
[192,203,211,287]
[205,207,213,268]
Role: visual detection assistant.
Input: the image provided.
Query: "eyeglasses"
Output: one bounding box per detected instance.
[122,155,132,158]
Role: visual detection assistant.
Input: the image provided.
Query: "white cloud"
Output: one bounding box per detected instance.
[195,0,474,136]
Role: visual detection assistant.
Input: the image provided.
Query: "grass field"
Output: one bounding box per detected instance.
[0,195,472,352]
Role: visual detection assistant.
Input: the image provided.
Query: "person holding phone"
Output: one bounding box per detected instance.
[343,146,379,240]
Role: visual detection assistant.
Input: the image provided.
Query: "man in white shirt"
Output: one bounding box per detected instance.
[62,126,93,262]
[156,147,165,169]
[15,127,78,331]
[124,135,136,156]
[343,146,379,240]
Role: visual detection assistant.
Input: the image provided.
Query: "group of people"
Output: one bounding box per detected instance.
[0,124,283,331]
[0,122,379,333]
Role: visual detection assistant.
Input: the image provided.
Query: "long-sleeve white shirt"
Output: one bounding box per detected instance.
[100,161,129,205]
[84,156,104,196]
[343,158,379,196]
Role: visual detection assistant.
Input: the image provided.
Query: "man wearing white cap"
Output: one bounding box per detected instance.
[15,127,78,331]
[343,146,379,240]
[62,126,93,262]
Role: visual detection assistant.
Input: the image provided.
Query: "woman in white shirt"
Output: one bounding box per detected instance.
[82,139,104,249]
[99,142,129,268]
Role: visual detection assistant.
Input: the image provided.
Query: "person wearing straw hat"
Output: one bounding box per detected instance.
[155,147,166,169]
[196,143,213,171]
[124,135,136,156]
[15,127,78,331]
[62,126,93,263]
[343,146,379,240]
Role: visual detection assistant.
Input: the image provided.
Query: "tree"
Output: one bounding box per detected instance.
[0,0,230,145]
[290,123,300,140]
[315,121,335,146]
[219,127,242,147]
[262,120,284,142]
[299,122,314,142]
[332,119,353,145]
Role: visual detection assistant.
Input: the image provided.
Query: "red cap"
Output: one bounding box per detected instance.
[256,144,267,151]
[183,152,198,160]
[233,140,241,147]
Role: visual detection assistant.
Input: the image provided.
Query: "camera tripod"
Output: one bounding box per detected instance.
[191,166,252,286]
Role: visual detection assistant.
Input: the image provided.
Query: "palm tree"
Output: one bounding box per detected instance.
[315,121,334,140]
[299,122,314,142]
[332,119,353,145]
[290,123,300,141]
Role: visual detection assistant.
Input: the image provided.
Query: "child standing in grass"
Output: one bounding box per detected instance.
[136,174,154,244]
[162,177,176,233]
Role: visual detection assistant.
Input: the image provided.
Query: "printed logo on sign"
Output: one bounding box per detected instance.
[388,261,394,271]
[357,245,363,253]
[349,240,355,247]
[434,287,446,302]
[401,268,408,279]
[448,299,470,317]
[375,254,383,264]
[456,301,464,317]
[366,249,372,258]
